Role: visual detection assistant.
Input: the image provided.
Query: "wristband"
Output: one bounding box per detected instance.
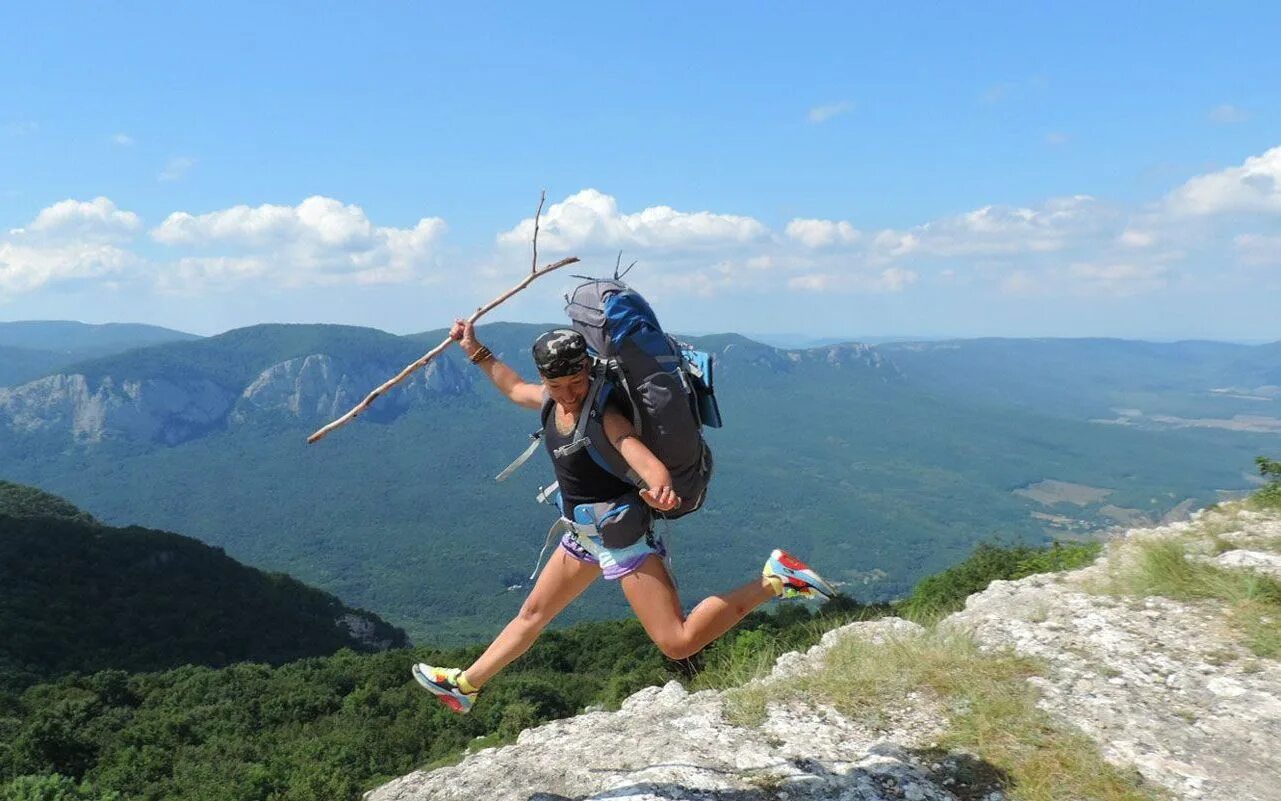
[469,345,494,365]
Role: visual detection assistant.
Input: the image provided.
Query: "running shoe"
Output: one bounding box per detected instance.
[763,549,838,600]
[411,663,477,714]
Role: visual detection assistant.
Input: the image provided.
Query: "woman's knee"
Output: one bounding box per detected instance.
[516,599,552,630]
[651,631,697,661]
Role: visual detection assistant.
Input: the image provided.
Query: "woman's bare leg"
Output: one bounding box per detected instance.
[464,549,601,688]
[619,555,776,661]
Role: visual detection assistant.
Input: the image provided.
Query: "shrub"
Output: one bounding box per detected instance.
[899,541,1101,620]
[1253,456,1281,510]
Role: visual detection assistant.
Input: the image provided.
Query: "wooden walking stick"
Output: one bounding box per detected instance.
[307,193,578,444]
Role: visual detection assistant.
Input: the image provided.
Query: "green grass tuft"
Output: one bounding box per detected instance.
[804,631,1162,801]
[1106,538,1281,658]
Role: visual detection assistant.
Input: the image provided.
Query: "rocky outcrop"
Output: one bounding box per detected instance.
[947,522,1281,800]
[231,353,470,424]
[0,373,235,444]
[369,619,975,801]
[370,507,1281,801]
[711,339,902,379]
[0,353,472,444]
[335,612,402,652]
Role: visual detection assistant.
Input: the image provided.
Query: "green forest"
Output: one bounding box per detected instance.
[0,484,407,696]
[0,478,1104,801]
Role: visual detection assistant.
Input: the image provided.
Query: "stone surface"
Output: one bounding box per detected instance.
[370,508,1281,801]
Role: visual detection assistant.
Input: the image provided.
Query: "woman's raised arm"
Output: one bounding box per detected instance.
[451,320,543,410]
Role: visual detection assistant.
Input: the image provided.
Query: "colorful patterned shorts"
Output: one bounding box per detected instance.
[559,529,666,580]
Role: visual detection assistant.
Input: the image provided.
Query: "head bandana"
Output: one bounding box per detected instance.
[532,329,588,378]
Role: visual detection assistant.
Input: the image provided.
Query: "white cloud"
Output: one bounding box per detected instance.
[1209,104,1251,124]
[1167,146,1281,215]
[0,198,143,296]
[156,257,270,294]
[878,195,1110,258]
[1235,234,1281,266]
[788,267,917,293]
[1066,262,1169,296]
[807,100,853,124]
[0,242,136,295]
[497,189,767,253]
[112,133,136,146]
[1119,229,1157,248]
[158,156,197,182]
[25,197,141,242]
[152,195,447,287]
[786,218,861,248]
[1000,270,1040,295]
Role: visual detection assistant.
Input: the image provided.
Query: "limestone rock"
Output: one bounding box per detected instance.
[370,507,1281,801]
[0,373,235,444]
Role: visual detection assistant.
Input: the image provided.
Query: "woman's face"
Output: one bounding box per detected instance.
[544,364,590,412]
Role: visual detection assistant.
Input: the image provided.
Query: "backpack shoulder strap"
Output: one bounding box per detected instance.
[494,395,555,483]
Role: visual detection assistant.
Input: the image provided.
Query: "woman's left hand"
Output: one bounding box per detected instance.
[640,485,681,512]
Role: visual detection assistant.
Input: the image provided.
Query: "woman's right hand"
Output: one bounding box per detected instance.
[640,485,681,512]
[450,319,481,358]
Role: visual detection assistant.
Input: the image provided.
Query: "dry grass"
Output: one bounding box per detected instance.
[1103,537,1281,658]
[723,628,1162,801]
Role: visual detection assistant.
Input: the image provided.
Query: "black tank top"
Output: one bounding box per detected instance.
[542,400,635,513]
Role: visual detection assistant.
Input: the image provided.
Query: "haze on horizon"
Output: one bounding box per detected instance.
[2,3,1279,343]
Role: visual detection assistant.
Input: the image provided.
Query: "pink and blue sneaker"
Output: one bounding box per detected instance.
[412,663,478,714]
[763,549,838,600]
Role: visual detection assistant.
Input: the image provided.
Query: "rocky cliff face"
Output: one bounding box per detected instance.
[370,505,1281,801]
[0,353,472,444]
[230,353,470,424]
[0,373,236,444]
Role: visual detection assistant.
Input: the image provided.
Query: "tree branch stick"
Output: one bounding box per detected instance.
[306,255,578,444]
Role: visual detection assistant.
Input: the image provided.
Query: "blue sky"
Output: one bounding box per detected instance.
[2,2,1279,341]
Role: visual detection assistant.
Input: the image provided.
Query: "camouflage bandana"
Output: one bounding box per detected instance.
[532,328,588,378]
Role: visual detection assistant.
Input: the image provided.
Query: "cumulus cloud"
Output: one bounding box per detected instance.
[1119,229,1157,248]
[0,198,143,297]
[24,197,141,241]
[1066,262,1169,296]
[1167,146,1281,215]
[0,242,136,295]
[1209,104,1251,124]
[158,156,197,182]
[786,218,861,248]
[152,195,447,288]
[807,101,853,124]
[497,189,767,252]
[788,266,917,293]
[1235,234,1281,266]
[876,195,1111,258]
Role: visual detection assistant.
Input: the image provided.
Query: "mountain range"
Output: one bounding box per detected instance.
[0,321,198,388]
[0,320,1276,642]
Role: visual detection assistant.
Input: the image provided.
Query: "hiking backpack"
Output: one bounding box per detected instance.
[499,278,722,519]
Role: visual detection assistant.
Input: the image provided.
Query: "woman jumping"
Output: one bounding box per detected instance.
[412,321,836,713]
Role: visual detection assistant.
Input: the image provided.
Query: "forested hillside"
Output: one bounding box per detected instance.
[0,322,199,388]
[0,484,407,693]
